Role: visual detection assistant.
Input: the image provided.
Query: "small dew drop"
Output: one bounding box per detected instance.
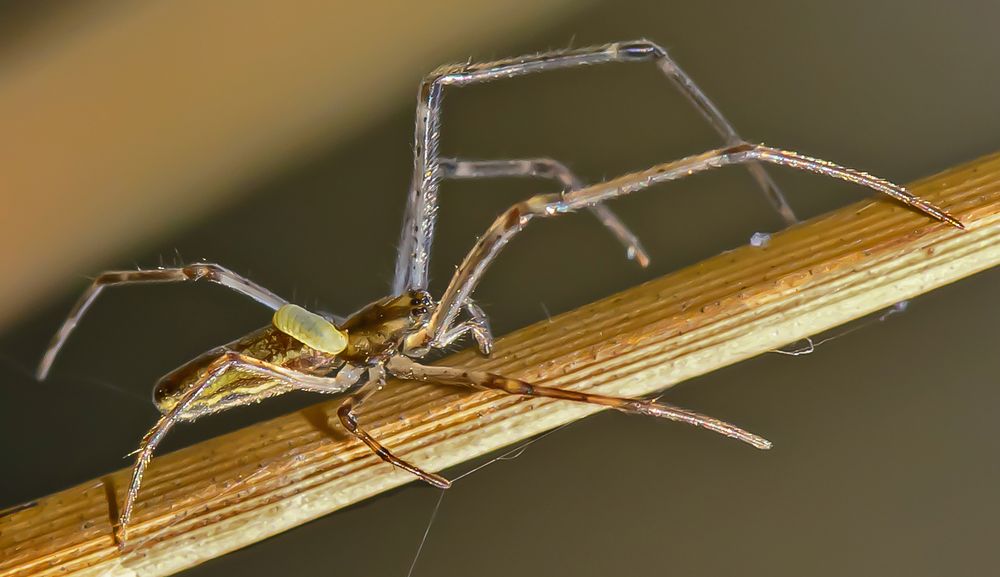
[750,231,772,248]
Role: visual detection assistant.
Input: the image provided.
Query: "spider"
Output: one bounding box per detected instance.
[36,39,962,546]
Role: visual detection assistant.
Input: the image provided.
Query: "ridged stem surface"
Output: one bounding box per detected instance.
[2,151,998,577]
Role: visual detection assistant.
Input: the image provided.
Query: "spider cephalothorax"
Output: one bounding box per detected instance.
[339,289,433,360]
[36,39,963,547]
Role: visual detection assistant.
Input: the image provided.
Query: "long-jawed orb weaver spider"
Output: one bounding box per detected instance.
[36,39,963,546]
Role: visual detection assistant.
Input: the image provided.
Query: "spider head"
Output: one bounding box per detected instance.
[358,289,433,332]
[405,289,433,323]
[337,290,435,361]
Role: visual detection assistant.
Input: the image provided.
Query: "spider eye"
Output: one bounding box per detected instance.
[408,290,432,306]
[410,306,428,318]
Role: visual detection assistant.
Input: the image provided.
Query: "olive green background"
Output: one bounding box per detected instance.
[2,1,999,576]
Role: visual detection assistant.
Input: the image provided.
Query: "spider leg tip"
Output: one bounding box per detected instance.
[35,351,56,381]
[113,529,128,552]
[915,199,964,229]
[934,211,965,230]
[430,475,452,489]
[738,432,773,450]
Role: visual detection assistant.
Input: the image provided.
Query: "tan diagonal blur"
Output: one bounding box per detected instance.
[0,0,587,329]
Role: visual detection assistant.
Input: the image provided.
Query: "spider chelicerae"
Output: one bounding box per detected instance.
[35,39,962,546]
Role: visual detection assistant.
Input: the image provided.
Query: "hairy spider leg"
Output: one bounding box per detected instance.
[429,156,646,354]
[432,300,494,355]
[117,353,364,547]
[387,356,771,450]
[439,157,650,267]
[36,264,288,380]
[411,143,963,346]
[394,39,795,294]
[337,363,451,489]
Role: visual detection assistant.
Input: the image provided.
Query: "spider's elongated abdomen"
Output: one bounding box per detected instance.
[153,326,340,419]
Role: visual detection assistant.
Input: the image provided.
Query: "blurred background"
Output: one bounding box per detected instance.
[1,1,998,575]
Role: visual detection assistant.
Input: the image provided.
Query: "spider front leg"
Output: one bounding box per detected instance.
[394,39,794,293]
[387,357,771,449]
[409,143,962,346]
[418,156,643,354]
[429,300,493,355]
[337,363,451,488]
[439,157,650,267]
[37,263,288,380]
